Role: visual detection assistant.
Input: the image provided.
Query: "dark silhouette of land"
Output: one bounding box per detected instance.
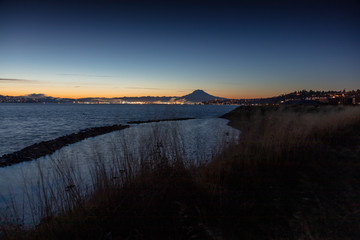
[205,89,360,105]
[0,89,226,104]
[176,89,226,102]
[1,89,360,105]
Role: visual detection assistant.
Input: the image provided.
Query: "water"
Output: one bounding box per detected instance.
[0,103,239,227]
[0,118,239,227]
[0,103,237,156]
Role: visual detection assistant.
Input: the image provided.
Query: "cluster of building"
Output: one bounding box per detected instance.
[205,90,360,106]
[2,90,360,105]
[308,95,357,105]
[283,90,360,105]
[76,101,203,105]
[0,95,75,104]
[0,96,201,105]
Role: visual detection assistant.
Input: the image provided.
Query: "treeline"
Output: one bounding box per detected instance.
[204,89,360,105]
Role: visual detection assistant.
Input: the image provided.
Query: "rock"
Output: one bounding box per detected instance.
[0,124,129,168]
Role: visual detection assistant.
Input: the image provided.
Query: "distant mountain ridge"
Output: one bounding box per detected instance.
[2,89,359,104]
[0,90,226,104]
[176,89,226,102]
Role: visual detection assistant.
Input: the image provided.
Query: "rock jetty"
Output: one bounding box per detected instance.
[127,117,194,124]
[0,124,129,167]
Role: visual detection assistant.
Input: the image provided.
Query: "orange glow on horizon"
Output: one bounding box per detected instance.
[1,88,280,100]
[1,81,284,100]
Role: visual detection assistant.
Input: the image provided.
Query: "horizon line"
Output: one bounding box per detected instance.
[1,89,359,101]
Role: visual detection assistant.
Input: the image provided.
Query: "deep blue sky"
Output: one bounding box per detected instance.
[0,0,359,98]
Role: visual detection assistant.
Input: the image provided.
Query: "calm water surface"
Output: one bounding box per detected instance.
[0,104,236,156]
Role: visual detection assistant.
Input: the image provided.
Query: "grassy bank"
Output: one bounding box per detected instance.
[1,105,360,239]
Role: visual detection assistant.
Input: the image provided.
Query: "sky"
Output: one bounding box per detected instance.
[0,0,359,99]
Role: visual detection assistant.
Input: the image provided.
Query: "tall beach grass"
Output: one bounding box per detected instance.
[1,105,360,239]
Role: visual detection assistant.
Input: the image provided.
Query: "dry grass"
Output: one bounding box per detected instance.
[202,105,360,239]
[1,105,360,239]
[0,122,226,239]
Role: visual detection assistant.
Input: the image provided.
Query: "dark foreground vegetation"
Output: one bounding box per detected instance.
[1,105,360,239]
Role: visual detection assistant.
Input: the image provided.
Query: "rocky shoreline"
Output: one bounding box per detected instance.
[0,124,129,167]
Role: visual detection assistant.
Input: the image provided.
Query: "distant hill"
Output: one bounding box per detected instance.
[0,90,227,104]
[177,90,226,102]
[24,93,48,99]
[76,90,225,104]
[2,89,359,104]
[204,89,360,105]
